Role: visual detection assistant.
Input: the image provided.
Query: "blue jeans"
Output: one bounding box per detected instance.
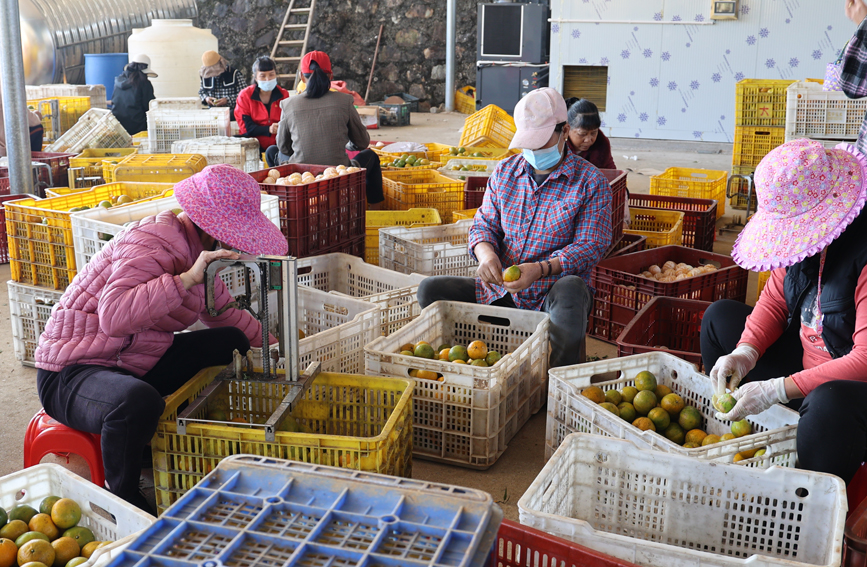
[417,275,592,368]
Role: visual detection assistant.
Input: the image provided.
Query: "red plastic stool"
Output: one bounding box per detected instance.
[23,409,105,486]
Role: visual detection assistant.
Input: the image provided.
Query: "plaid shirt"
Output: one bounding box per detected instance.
[468,151,613,311]
[199,67,247,109]
[841,17,867,156]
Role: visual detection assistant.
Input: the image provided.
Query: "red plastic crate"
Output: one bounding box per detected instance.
[0,163,54,197]
[464,175,489,209]
[31,151,76,187]
[489,519,640,567]
[616,296,710,370]
[629,193,717,252]
[0,194,22,263]
[589,245,748,342]
[603,233,646,259]
[249,165,366,258]
[602,169,627,246]
[845,478,867,566]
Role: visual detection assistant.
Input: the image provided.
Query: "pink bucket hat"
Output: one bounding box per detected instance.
[509,87,568,150]
[732,139,867,271]
[174,164,288,256]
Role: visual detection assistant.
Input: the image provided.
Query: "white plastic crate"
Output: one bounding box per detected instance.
[8,281,64,367]
[545,352,800,467]
[785,80,867,141]
[148,97,203,111]
[519,433,846,567]
[436,158,501,178]
[27,84,107,108]
[46,109,132,153]
[114,455,503,567]
[365,301,549,469]
[379,219,478,277]
[0,464,155,567]
[146,108,232,153]
[71,193,281,269]
[170,136,261,172]
[297,252,427,335]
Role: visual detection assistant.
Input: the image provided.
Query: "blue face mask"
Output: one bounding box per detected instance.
[257,79,278,92]
[523,133,564,170]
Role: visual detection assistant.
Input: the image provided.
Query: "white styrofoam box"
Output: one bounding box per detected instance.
[0,464,156,567]
[378,219,478,277]
[545,352,800,467]
[146,108,232,153]
[170,136,260,172]
[46,108,132,153]
[27,84,107,109]
[365,301,549,469]
[148,97,203,111]
[71,193,281,269]
[436,158,501,178]
[297,252,428,335]
[519,433,846,567]
[8,281,64,367]
[785,80,867,141]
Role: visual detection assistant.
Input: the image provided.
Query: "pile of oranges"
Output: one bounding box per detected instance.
[398,340,503,381]
[581,370,755,453]
[0,497,111,567]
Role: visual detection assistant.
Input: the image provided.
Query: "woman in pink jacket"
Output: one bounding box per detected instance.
[700,139,867,484]
[35,165,287,512]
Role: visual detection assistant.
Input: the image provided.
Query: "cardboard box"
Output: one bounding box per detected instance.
[356,106,379,129]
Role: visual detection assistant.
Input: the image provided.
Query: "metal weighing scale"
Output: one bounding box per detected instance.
[176,255,320,442]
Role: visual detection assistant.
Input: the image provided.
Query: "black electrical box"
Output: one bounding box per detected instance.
[477,3,548,63]
[477,65,548,114]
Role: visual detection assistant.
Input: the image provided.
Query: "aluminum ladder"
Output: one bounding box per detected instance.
[270,0,317,89]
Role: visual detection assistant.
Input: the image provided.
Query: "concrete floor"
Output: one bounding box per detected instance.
[0,111,757,521]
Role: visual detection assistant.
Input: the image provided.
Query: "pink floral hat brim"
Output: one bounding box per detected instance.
[732,142,867,272]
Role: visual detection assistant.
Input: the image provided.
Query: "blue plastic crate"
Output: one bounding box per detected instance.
[108,455,502,567]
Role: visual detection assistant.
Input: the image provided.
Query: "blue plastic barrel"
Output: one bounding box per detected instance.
[84,53,128,102]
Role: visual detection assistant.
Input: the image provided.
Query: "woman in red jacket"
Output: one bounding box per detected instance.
[234,56,289,150]
[563,98,616,170]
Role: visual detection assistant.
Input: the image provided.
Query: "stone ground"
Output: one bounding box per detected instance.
[0,111,755,521]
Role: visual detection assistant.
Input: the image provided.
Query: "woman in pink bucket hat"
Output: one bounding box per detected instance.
[701,139,867,484]
[34,165,287,513]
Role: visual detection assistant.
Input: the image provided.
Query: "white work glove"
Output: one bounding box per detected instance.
[715,377,789,421]
[709,344,760,395]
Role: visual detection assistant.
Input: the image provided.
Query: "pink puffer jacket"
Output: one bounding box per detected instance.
[35,210,264,376]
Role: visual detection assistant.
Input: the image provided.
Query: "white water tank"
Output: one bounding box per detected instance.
[127,19,217,98]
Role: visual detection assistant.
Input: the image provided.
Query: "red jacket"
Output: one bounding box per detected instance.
[234,84,289,149]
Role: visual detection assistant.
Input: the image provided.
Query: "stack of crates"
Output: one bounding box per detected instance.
[731,79,795,210]
[785,80,867,149]
[26,84,107,109]
[27,97,92,142]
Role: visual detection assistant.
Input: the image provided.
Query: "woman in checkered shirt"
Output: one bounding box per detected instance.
[199,50,247,120]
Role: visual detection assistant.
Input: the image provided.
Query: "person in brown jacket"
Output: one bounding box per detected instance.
[266,51,383,207]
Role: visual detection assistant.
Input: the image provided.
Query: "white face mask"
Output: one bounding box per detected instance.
[257,79,278,92]
[522,132,564,170]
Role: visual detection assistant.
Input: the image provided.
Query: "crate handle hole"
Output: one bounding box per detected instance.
[379,515,399,526]
[795,487,809,498]
[89,502,117,525]
[14,489,26,501]
[671,370,678,380]
[297,266,312,276]
[478,315,511,327]
[595,452,608,463]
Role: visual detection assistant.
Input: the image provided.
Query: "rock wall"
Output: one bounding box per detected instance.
[196,0,478,110]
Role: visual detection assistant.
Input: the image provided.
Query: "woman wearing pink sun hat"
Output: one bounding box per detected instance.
[700,138,867,484]
[33,165,287,513]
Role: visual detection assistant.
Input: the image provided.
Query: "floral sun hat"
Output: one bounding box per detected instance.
[732,139,867,271]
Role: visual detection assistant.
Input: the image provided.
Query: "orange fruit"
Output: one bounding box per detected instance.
[683,442,699,449]
[399,350,414,357]
[408,369,419,377]
[230,417,249,424]
[416,341,430,346]
[438,349,450,360]
[712,393,736,414]
[632,390,657,416]
[20,563,48,567]
[399,343,415,353]
[15,534,49,548]
[654,385,672,399]
[9,507,37,525]
[647,407,671,431]
[28,515,58,541]
[632,417,656,432]
[436,344,451,353]
[18,539,55,567]
[60,528,93,550]
[485,351,502,366]
[620,386,638,403]
[599,402,620,417]
[720,433,736,441]
[617,402,636,423]
[416,370,439,380]
[65,558,88,567]
[684,429,707,445]
[49,500,80,531]
[80,542,101,559]
[38,499,60,517]
[677,406,702,431]
[452,359,467,364]
[604,390,622,406]
[467,341,488,360]
[502,265,522,282]
[0,539,17,567]
[701,434,721,446]
[414,344,436,359]
[470,359,489,367]
[634,370,657,392]
[0,521,29,542]
[50,538,79,567]
[662,423,685,444]
[581,386,606,404]
[660,393,685,417]
[448,345,469,362]
[731,419,752,438]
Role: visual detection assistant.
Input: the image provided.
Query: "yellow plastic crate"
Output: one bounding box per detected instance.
[735,79,797,128]
[151,367,414,514]
[69,148,138,182]
[28,96,92,140]
[729,165,757,211]
[105,153,207,183]
[382,170,465,223]
[439,147,515,164]
[379,157,439,171]
[452,208,478,221]
[131,131,148,147]
[756,270,771,303]
[372,142,452,163]
[732,126,785,169]
[365,208,442,265]
[455,86,476,115]
[7,182,174,288]
[649,167,728,219]
[459,104,516,148]
[624,208,685,249]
